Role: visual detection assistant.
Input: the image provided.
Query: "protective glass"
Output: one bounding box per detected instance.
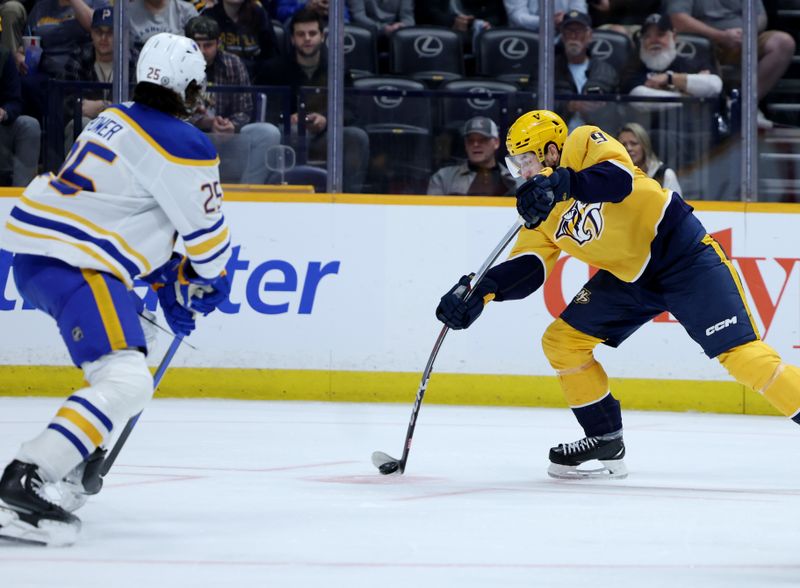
[505,152,540,179]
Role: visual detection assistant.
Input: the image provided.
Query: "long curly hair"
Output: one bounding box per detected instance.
[132,81,204,118]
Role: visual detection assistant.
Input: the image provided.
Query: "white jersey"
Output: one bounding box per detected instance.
[2,102,231,287]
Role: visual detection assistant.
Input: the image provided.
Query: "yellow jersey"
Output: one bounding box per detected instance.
[509,125,688,283]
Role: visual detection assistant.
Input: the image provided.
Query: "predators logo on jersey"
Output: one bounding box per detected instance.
[555,201,604,245]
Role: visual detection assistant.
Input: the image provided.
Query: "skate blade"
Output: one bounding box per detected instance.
[547,459,628,480]
[0,505,80,547]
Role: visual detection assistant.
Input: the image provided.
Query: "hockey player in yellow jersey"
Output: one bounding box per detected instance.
[436,110,800,479]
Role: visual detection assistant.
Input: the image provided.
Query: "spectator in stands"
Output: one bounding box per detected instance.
[0,0,27,72]
[458,0,507,28]
[618,122,682,194]
[587,0,661,38]
[549,10,620,131]
[0,44,40,186]
[64,5,113,148]
[26,0,96,78]
[621,13,723,112]
[347,0,414,39]
[185,16,281,184]
[129,0,198,57]
[666,0,795,128]
[415,1,470,33]
[273,0,349,24]
[415,0,503,40]
[21,0,97,122]
[504,0,586,32]
[256,8,368,193]
[428,116,515,196]
[201,0,281,78]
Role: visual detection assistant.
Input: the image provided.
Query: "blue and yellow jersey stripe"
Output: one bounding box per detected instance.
[5,197,152,285]
[182,215,231,268]
[107,104,219,166]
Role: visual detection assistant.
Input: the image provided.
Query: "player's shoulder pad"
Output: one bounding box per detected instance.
[107,102,218,165]
[564,125,602,150]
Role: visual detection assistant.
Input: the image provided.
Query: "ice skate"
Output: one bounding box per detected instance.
[0,460,81,546]
[547,435,628,480]
[58,447,107,513]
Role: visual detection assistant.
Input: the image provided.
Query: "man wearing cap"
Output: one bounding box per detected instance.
[428,116,515,196]
[63,6,115,151]
[69,7,114,125]
[185,15,281,184]
[550,10,619,132]
[621,13,722,110]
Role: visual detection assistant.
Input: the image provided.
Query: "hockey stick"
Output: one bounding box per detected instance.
[80,334,184,493]
[371,217,526,475]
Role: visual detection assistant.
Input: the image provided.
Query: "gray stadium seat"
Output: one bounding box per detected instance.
[351,77,433,194]
[343,24,378,78]
[352,76,432,130]
[475,28,539,86]
[439,79,518,133]
[389,26,464,86]
[589,29,635,73]
[272,21,288,55]
[675,33,717,73]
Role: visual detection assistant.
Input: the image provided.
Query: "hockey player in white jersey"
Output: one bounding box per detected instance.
[0,33,232,546]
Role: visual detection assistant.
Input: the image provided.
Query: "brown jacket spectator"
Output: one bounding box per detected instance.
[428,116,515,196]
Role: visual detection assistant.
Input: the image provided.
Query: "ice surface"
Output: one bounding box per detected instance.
[1,397,798,588]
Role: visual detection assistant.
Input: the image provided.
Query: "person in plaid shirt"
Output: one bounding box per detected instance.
[186,15,281,184]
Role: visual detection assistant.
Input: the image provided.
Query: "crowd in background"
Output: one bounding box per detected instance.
[0,0,797,199]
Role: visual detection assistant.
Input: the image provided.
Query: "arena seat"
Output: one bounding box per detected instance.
[475,28,539,86]
[589,29,635,72]
[352,76,432,130]
[343,24,378,78]
[389,26,464,86]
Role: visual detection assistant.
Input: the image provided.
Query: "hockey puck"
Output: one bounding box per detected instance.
[378,461,400,475]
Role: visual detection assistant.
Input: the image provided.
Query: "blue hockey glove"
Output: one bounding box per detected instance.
[435,274,498,330]
[146,255,231,316]
[153,281,196,337]
[516,167,572,229]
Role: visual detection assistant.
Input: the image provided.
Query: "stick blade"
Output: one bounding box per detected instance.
[371,451,402,475]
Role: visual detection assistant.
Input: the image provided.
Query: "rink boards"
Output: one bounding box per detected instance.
[0,190,798,416]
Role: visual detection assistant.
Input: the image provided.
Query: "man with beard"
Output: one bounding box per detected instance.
[427,116,515,196]
[621,13,722,112]
[548,10,620,132]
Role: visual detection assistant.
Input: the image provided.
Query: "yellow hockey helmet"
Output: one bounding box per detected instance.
[505,110,568,163]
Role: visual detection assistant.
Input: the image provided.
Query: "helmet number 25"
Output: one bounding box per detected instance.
[145,67,162,81]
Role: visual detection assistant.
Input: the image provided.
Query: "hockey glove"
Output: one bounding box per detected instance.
[146,255,231,315]
[153,280,196,337]
[435,274,499,330]
[516,167,572,229]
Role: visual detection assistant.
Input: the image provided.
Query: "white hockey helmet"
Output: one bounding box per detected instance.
[136,33,206,99]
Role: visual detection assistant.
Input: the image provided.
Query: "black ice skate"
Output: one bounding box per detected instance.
[0,460,81,546]
[548,436,628,479]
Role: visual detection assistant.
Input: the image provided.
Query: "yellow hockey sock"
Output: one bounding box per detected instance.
[718,340,800,418]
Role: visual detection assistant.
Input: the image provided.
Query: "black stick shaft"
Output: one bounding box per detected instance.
[397,218,524,473]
